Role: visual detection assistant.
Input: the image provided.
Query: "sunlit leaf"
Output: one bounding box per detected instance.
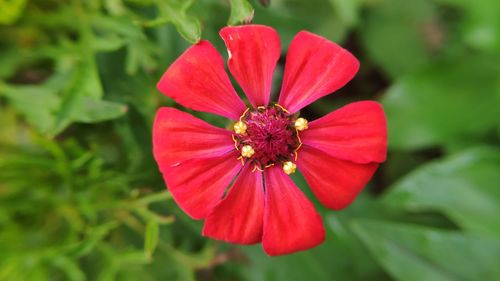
[0,0,26,24]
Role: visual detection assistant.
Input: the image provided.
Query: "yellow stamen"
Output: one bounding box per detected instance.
[237,155,245,166]
[241,145,255,158]
[282,161,297,175]
[274,103,290,113]
[294,117,308,131]
[239,108,250,122]
[254,164,265,172]
[231,134,239,150]
[233,121,247,135]
[293,129,303,161]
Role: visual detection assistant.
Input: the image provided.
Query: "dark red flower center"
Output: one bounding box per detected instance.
[234,105,301,168]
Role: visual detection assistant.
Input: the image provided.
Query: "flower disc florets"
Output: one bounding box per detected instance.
[234,105,301,169]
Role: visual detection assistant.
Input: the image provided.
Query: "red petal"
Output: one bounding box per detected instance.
[153,107,235,167]
[278,31,359,113]
[161,152,241,219]
[157,40,247,120]
[297,145,378,210]
[220,25,281,108]
[300,101,387,164]
[262,167,325,256]
[203,165,264,244]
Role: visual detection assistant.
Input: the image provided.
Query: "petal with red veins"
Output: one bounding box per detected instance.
[157,40,246,120]
[220,25,281,108]
[297,145,378,210]
[300,101,387,164]
[278,31,359,113]
[153,107,235,167]
[161,151,241,219]
[203,165,264,244]
[263,167,325,256]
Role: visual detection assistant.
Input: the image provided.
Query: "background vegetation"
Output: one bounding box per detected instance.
[1,0,499,280]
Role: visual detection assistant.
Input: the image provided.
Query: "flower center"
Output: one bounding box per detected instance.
[233,105,307,173]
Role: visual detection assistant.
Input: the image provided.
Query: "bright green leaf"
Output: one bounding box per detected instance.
[228,0,254,26]
[144,220,159,258]
[0,0,26,24]
[155,0,201,43]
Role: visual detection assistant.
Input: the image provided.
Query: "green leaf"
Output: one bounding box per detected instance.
[228,0,254,26]
[382,147,500,237]
[69,97,128,124]
[155,0,201,43]
[50,57,127,134]
[382,55,500,150]
[241,223,385,281]
[435,0,500,52]
[144,220,159,258]
[51,256,85,281]
[351,219,500,281]
[327,0,360,27]
[0,84,60,133]
[0,0,26,24]
[358,0,437,77]
[66,222,120,258]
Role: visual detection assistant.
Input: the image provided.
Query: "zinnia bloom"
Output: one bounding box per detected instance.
[153,25,387,256]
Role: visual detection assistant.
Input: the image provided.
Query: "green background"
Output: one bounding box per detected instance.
[1,0,499,280]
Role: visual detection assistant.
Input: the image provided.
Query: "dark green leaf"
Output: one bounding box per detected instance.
[435,0,500,52]
[382,55,500,149]
[351,219,500,281]
[359,0,437,77]
[382,147,500,237]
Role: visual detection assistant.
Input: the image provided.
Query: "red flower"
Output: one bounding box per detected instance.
[153,25,387,256]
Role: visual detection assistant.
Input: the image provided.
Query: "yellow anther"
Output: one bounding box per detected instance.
[233,121,247,135]
[241,145,255,158]
[282,161,297,175]
[294,118,308,131]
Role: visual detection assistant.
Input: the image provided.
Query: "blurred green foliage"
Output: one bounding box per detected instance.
[1,0,499,280]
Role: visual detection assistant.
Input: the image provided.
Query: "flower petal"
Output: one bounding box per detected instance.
[157,40,247,120]
[297,145,378,210]
[161,151,241,219]
[203,165,264,244]
[153,107,235,167]
[262,167,325,256]
[300,101,387,164]
[220,25,281,108]
[278,31,359,113]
